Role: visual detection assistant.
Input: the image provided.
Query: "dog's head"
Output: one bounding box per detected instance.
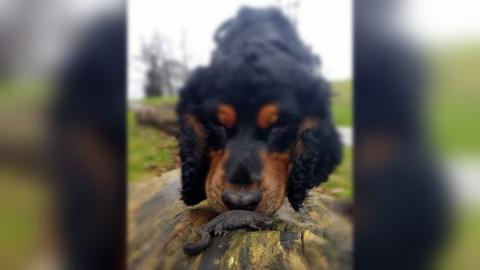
[177,7,342,215]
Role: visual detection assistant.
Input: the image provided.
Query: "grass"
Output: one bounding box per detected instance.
[320,147,352,200]
[127,110,178,181]
[0,81,52,269]
[0,81,52,107]
[134,95,179,106]
[0,167,48,270]
[424,43,480,269]
[331,80,352,126]
[434,209,480,270]
[427,44,480,154]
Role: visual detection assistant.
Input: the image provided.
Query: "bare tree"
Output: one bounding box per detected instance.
[139,34,165,96]
[139,32,189,97]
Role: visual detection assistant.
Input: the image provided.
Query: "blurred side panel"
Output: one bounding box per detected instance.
[0,1,126,270]
[51,12,126,270]
[354,1,451,270]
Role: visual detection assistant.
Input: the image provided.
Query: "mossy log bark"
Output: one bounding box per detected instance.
[128,170,352,270]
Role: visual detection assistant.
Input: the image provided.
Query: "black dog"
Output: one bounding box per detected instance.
[177,7,342,215]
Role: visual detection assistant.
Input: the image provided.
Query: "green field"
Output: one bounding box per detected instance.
[127,80,352,182]
[127,110,178,181]
[134,95,179,106]
[321,147,352,200]
[435,209,480,270]
[427,44,480,154]
[331,80,352,126]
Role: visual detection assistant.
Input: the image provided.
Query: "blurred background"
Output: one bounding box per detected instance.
[355,1,480,269]
[404,1,480,269]
[0,1,125,269]
[0,0,478,269]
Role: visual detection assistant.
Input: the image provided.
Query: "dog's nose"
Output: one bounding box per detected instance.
[222,190,262,210]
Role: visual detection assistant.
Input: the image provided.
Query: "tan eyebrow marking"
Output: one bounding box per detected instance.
[257,103,279,129]
[217,104,236,128]
[297,117,319,134]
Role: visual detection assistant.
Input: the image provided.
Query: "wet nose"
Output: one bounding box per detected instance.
[222,190,262,211]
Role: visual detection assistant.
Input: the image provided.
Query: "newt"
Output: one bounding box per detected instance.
[183,210,274,256]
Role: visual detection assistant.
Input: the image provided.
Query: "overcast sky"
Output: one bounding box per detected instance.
[128,0,352,99]
[127,0,480,100]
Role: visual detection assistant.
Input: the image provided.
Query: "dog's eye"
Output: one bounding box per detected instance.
[255,117,288,142]
[272,117,288,129]
[208,122,227,149]
[211,120,236,138]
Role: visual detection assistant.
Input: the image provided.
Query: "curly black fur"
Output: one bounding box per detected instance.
[288,121,342,210]
[177,7,342,210]
[178,117,209,205]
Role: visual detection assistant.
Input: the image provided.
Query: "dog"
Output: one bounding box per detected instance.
[177,7,342,215]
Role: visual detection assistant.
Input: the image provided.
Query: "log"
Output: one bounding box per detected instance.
[133,104,180,137]
[128,170,352,270]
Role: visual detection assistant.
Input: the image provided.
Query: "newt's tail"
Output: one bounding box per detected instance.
[183,231,211,256]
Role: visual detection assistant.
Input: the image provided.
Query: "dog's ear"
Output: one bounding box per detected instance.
[178,114,209,205]
[287,117,342,210]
